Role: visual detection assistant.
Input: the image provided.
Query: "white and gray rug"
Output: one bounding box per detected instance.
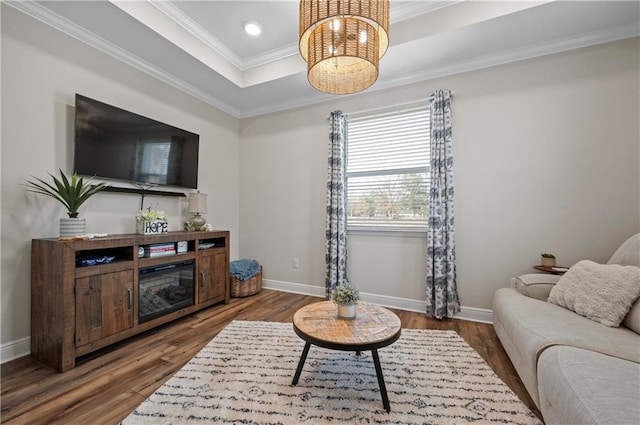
[122,320,541,424]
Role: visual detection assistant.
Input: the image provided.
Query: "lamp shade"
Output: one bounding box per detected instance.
[299,0,389,95]
[188,192,207,214]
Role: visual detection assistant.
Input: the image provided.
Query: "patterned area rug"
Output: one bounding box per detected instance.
[122,320,541,424]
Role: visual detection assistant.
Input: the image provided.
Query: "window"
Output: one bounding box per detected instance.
[346,103,430,230]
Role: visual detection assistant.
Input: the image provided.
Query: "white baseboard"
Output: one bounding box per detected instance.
[263,279,327,297]
[1,336,30,364]
[0,281,493,365]
[454,306,494,324]
[263,279,493,324]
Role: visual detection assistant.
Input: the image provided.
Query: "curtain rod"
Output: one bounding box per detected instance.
[326,90,456,120]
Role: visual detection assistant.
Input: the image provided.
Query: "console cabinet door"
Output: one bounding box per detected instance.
[199,251,227,304]
[75,270,134,347]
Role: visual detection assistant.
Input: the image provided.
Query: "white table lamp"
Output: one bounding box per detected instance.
[187,191,207,230]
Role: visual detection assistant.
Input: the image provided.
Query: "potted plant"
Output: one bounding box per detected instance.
[331,282,360,320]
[136,206,169,235]
[24,169,108,237]
[541,253,556,268]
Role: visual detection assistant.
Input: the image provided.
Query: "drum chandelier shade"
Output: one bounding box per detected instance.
[299,0,390,95]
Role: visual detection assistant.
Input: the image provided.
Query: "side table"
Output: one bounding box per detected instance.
[533,265,569,274]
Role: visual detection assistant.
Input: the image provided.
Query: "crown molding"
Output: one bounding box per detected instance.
[5,0,241,118]
[149,0,245,70]
[391,0,461,23]
[374,20,640,92]
[146,0,298,71]
[239,22,640,118]
[243,42,300,70]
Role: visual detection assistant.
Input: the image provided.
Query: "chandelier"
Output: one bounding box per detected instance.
[299,0,390,95]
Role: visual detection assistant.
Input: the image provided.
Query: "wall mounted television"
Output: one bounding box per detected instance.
[74,94,199,189]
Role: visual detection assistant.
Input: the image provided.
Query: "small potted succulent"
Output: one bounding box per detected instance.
[541,253,556,268]
[331,282,360,320]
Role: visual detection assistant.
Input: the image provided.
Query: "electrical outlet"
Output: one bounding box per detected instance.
[292,258,299,269]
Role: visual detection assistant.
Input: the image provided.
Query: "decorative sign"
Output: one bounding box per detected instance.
[137,220,168,235]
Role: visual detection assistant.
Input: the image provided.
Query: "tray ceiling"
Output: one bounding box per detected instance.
[7,1,639,118]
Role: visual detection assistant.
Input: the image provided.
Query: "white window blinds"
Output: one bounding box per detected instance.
[346,104,430,230]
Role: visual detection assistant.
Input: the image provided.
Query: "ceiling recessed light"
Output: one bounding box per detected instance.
[244,21,262,37]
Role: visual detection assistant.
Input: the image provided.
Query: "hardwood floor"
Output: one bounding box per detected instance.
[1,289,541,424]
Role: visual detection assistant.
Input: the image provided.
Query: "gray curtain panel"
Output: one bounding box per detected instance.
[325,111,348,298]
[426,90,460,319]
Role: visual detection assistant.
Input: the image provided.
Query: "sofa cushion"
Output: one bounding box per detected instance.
[623,298,640,334]
[493,288,640,407]
[608,233,640,267]
[514,274,560,301]
[547,260,640,327]
[538,346,640,425]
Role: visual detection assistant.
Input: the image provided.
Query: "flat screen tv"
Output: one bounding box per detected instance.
[74,94,199,189]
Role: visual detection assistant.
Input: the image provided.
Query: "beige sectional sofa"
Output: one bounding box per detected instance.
[493,234,640,424]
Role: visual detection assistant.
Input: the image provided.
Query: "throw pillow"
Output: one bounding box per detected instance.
[547,260,640,327]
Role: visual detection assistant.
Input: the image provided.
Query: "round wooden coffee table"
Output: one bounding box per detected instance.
[291,301,401,412]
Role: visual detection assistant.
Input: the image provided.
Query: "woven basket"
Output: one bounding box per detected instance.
[230,266,262,298]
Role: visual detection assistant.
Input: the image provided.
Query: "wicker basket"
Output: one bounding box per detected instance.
[230,266,262,298]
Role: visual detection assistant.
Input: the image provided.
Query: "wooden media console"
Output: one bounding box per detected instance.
[31,230,230,372]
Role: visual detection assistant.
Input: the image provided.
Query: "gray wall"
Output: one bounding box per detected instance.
[2,2,639,362]
[1,6,240,359]
[239,37,640,314]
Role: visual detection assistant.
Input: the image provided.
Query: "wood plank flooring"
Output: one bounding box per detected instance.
[1,289,541,424]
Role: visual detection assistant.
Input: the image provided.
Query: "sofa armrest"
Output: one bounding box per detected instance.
[514,273,561,301]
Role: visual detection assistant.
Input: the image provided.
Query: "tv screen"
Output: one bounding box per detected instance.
[74,94,199,189]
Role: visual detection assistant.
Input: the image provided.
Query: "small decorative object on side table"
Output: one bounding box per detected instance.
[536,253,569,274]
[540,253,556,268]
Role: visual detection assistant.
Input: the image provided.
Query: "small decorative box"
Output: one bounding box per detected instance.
[137,220,168,235]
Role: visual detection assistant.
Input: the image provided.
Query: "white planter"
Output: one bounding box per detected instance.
[337,303,357,320]
[137,220,168,235]
[541,257,556,267]
[60,217,86,238]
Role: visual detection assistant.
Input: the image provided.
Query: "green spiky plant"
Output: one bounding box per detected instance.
[24,169,108,217]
